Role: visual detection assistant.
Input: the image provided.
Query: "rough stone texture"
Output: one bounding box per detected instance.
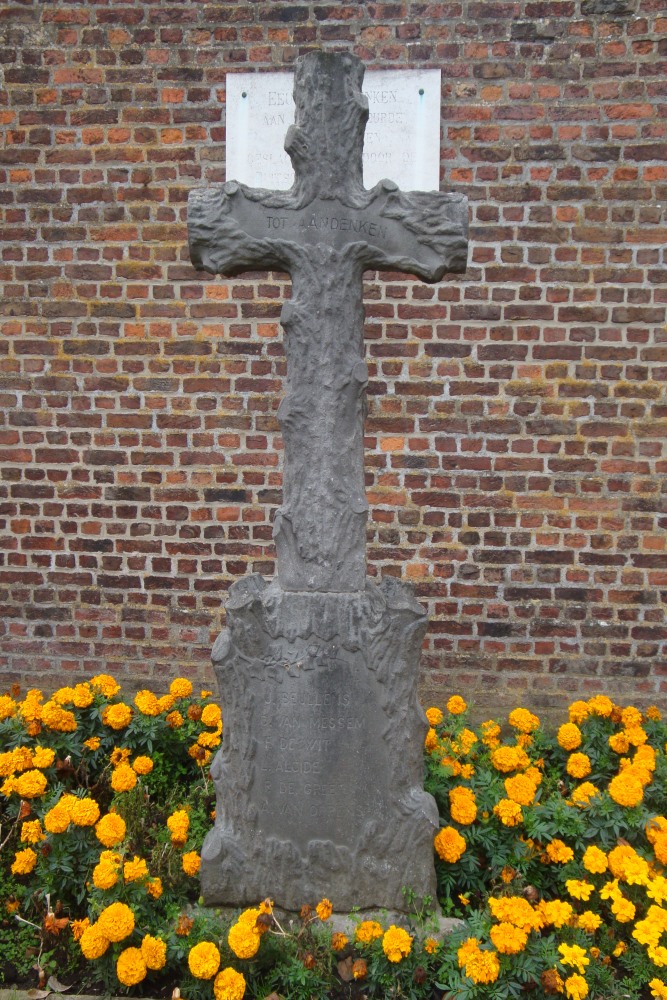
[1,3,666,722]
[192,51,462,910]
[203,574,436,909]
[188,52,467,592]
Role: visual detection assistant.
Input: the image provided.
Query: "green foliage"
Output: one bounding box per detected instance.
[1,680,666,999]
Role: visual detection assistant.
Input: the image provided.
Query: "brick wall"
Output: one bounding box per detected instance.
[1,0,666,721]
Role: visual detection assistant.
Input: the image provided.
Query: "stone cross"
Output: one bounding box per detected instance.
[188,51,468,594]
[187,50,468,913]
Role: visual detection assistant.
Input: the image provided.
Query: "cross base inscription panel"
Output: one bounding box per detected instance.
[202,576,439,911]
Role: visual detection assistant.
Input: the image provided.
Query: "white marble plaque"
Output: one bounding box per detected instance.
[225,69,441,192]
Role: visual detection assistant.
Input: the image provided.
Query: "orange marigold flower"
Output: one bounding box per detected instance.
[425,706,443,726]
[134,690,160,716]
[316,898,333,921]
[170,677,193,699]
[331,932,348,951]
[545,839,574,864]
[567,752,592,780]
[508,707,539,734]
[557,723,582,751]
[102,703,132,730]
[382,925,412,963]
[446,695,467,715]
[608,771,643,808]
[449,786,477,825]
[434,826,466,863]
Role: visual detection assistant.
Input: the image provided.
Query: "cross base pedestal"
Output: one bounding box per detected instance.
[201,576,439,912]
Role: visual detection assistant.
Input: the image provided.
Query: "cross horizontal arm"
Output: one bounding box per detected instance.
[189,180,468,283]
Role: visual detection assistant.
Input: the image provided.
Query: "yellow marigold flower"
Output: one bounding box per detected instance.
[600,878,621,901]
[582,845,608,874]
[12,746,34,772]
[558,943,590,975]
[111,762,137,793]
[461,944,500,985]
[449,786,477,825]
[214,967,246,1000]
[1,776,16,796]
[182,851,200,876]
[70,797,100,827]
[587,694,613,717]
[504,773,537,806]
[424,937,439,954]
[188,941,221,980]
[564,973,589,1000]
[612,940,627,957]
[508,707,539,734]
[539,899,574,929]
[316,898,333,921]
[95,812,126,847]
[490,745,530,773]
[635,744,656,771]
[146,877,163,899]
[110,747,131,768]
[331,932,348,951]
[170,677,193,699]
[609,731,630,754]
[53,686,75,706]
[134,690,160,716]
[132,755,153,775]
[567,753,592,780]
[434,826,466,863]
[124,856,148,883]
[577,911,602,933]
[646,705,662,722]
[545,839,574,864]
[141,934,167,971]
[382,925,412,963]
[460,762,475,779]
[20,820,44,844]
[93,851,121,886]
[489,921,528,955]
[654,833,667,866]
[102,703,132,730]
[41,701,77,732]
[90,673,121,698]
[80,923,110,960]
[425,706,443,726]
[84,736,100,751]
[97,901,135,942]
[493,798,523,827]
[14,769,47,799]
[158,693,176,713]
[228,920,260,959]
[481,720,501,747]
[167,808,189,846]
[625,725,648,747]
[424,727,438,751]
[488,896,542,933]
[571,782,599,807]
[649,979,667,1000]
[447,695,467,715]
[621,705,642,728]
[610,894,635,922]
[558,723,582,751]
[44,800,71,834]
[11,847,37,875]
[608,771,643,808]
[116,947,146,987]
[355,920,384,944]
[197,730,221,749]
[568,700,589,724]
[459,728,478,754]
[31,746,55,769]
[565,880,595,902]
[72,683,93,708]
[0,695,17,721]
[201,703,222,727]
[71,917,89,941]
[166,710,183,728]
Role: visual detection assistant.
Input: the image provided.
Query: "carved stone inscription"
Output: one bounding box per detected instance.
[254,645,390,851]
[226,68,441,191]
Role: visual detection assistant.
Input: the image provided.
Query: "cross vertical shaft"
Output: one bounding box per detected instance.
[188,51,468,592]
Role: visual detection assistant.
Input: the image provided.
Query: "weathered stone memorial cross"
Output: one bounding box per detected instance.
[188,51,468,911]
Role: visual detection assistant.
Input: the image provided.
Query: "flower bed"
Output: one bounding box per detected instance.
[0,677,666,999]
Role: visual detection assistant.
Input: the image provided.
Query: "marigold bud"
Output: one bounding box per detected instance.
[303,953,315,970]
